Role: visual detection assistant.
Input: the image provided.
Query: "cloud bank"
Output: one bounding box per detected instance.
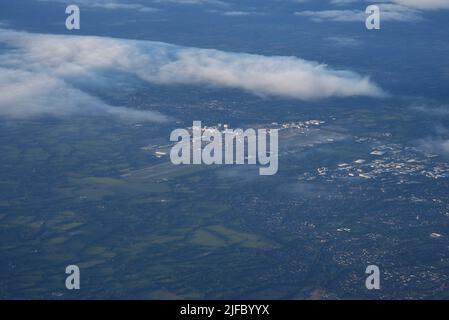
[0,67,168,121]
[0,29,384,120]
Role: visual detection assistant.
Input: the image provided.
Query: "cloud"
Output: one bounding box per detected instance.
[411,105,449,116]
[330,0,449,11]
[418,138,449,157]
[0,29,384,120]
[152,0,227,5]
[38,0,159,12]
[0,30,169,121]
[154,49,385,99]
[295,9,366,22]
[391,0,449,10]
[412,104,449,157]
[222,11,255,16]
[0,67,168,121]
[296,4,422,22]
[330,0,358,4]
[314,0,449,25]
[325,36,363,47]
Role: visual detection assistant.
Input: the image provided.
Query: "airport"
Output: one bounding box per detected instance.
[169,121,279,175]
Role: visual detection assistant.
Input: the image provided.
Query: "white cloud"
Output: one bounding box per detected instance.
[0,30,169,121]
[296,9,366,22]
[222,11,254,16]
[153,49,385,99]
[418,138,449,156]
[412,104,449,157]
[0,67,168,121]
[152,0,227,5]
[330,0,358,4]
[0,29,384,120]
[325,36,362,47]
[330,0,449,11]
[296,4,422,22]
[391,0,449,10]
[318,0,449,25]
[38,0,159,12]
[411,105,449,116]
